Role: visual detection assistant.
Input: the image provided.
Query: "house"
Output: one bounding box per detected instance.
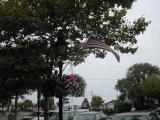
[81,98,90,109]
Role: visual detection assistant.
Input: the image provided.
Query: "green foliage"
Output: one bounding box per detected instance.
[115,102,131,113]
[40,97,55,110]
[115,63,160,108]
[0,41,48,102]
[0,0,150,111]
[115,78,132,94]
[18,99,33,109]
[41,75,58,97]
[126,63,160,81]
[0,0,149,57]
[91,95,104,109]
[139,76,160,98]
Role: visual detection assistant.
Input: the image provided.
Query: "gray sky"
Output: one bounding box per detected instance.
[26,0,160,105]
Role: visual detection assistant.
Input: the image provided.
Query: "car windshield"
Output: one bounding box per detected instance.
[73,114,95,120]
[112,115,148,120]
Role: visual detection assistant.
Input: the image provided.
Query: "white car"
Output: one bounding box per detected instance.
[32,111,58,120]
[112,111,160,120]
[73,112,108,120]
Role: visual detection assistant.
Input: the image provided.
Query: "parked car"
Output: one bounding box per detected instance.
[72,112,109,120]
[21,111,42,120]
[54,111,82,120]
[112,111,160,120]
[32,111,58,120]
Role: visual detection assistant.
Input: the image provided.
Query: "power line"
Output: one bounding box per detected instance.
[77,62,130,67]
[74,65,129,70]
[76,65,129,69]
[85,78,122,81]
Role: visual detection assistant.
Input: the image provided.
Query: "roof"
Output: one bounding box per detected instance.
[76,112,103,115]
[115,111,152,117]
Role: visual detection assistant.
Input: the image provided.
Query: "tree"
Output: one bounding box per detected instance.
[91,95,104,111]
[115,63,160,109]
[138,76,160,108]
[40,97,55,110]
[0,0,149,60]
[18,99,33,110]
[1,0,149,119]
[0,41,47,119]
[139,76,160,106]
[126,63,160,81]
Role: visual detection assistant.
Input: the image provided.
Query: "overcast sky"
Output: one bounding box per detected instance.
[26,0,160,105]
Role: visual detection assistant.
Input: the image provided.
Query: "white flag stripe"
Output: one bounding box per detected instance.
[82,36,120,62]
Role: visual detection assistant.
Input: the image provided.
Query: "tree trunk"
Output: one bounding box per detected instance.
[8,98,12,120]
[59,96,63,120]
[44,96,49,120]
[2,105,4,113]
[37,90,41,120]
[14,94,18,120]
[8,99,12,114]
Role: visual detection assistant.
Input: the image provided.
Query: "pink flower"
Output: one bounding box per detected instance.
[63,74,84,94]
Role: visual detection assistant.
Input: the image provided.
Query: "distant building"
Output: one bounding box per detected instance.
[104,102,115,111]
[81,98,90,109]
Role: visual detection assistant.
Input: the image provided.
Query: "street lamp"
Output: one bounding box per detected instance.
[56,30,67,120]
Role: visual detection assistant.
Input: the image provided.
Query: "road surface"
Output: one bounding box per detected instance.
[0,112,31,120]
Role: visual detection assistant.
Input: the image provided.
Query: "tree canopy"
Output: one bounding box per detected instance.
[0,0,150,115]
[0,0,149,57]
[91,95,104,110]
[139,76,160,99]
[115,63,160,109]
[18,99,33,110]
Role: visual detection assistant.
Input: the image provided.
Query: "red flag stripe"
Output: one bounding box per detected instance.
[82,40,120,62]
[82,44,120,62]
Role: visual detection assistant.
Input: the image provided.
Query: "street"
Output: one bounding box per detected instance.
[0,112,31,120]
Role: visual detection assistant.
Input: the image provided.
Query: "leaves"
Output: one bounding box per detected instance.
[115,63,160,105]
[1,0,149,57]
[91,95,104,109]
[0,0,150,104]
[139,76,160,98]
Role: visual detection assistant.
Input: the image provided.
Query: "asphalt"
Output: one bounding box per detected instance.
[0,112,31,120]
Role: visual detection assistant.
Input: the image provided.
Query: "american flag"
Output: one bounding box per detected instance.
[82,36,120,62]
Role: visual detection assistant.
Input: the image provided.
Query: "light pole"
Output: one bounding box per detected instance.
[56,30,67,120]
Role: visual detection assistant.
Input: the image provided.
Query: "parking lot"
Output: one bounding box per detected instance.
[0,112,30,120]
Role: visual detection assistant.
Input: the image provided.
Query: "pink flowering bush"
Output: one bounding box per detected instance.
[61,74,87,97]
